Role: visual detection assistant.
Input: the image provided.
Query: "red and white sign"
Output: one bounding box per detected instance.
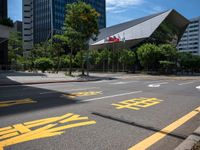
[105,36,121,43]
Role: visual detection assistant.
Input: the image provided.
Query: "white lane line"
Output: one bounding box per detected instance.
[178,81,195,86]
[196,86,200,90]
[109,81,139,85]
[148,82,168,88]
[40,87,99,95]
[81,91,142,102]
[145,81,163,84]
[88,80,114,84]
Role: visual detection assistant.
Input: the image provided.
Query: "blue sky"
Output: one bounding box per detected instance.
[8,0,200,27]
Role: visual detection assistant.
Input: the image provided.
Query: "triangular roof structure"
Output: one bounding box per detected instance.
[90,9,189,49]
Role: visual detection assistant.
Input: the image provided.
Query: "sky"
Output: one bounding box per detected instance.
[8,0,200,27]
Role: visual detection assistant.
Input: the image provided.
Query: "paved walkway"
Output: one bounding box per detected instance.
[0,71,200,86]
[0,71,119,85]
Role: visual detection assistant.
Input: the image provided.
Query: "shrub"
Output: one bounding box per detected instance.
[34,58,53,73]
[137,43,163,71]
[159,60,176,74]
[0,18,14,27]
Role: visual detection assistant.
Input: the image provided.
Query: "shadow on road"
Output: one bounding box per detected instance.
[0,74,83,117]
[0,71,120,116]
[92,112,187,140]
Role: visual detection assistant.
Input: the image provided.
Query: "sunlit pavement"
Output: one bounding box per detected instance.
[0,75,200,150]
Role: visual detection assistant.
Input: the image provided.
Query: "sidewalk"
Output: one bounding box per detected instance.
[175,126,200,150]
[0,71,117,86]
[1,71,200,86]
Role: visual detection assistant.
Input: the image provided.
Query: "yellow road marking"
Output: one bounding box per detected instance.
[0,99,36,108]
[63,91,102,98]
[13,124,31,133]
[128,106,200,150]
[112,98,162,110]
[0,113,96,150]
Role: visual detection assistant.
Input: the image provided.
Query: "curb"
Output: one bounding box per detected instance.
[175,126,200,150]
[0,79,100,87]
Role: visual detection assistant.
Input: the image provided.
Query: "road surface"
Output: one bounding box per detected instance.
[0,76,200,150]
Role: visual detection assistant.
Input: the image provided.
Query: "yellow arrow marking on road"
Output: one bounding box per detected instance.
[0,99,37,108]
[63,91,102,98]
[0,113,96,150]
[128,106,200,150]
[112,98,162,110]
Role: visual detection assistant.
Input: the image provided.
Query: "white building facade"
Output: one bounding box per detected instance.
[177,17,200,55]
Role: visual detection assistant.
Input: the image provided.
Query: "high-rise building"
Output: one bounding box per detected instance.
[14,21,23,33]
[23,0,106,53]
[0,0,7,20]
[0,0,8,69]
[177,17,200,55]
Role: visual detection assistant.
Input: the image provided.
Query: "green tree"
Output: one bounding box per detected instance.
[137,43,163,72]
[159,44,178,74]
[178,52,192,73]
[74,51,87,68]
[96,49,111,72]
[159,44,178,62]
[34,57,53,73]
[190,55,200,73]
[31,42,51,58]
[63,1,100,75]
[86,50,99,71]
[28,42,51,70]
[119,49,136,72]
[8,31,23,69]
[0,18,14,27]
[177,52,200,74]
[60,55,71,69]
[47,38,65,72]
[159,61,176,74]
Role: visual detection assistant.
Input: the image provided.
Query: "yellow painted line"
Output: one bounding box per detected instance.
[128,106,200,150]
[112,98,162,111]
[13,124,31,134]
[63,91,102,98]
[0,99,37,108]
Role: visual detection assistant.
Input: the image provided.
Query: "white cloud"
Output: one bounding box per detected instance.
[106,0,144,13]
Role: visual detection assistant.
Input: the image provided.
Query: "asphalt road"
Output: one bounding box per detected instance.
[0,75,200,150]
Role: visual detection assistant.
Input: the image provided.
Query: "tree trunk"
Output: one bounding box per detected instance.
[69,49,73,75]
[117,49,119,72]
[103,61,105,72]
[86,49,89,76]
[56,56,61,74]
[81,51,85,76]
[107,57,109,72]
[112,43,114,72]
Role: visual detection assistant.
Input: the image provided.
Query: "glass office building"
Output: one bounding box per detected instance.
[0,0,7,20]
[0,0,8,69]
[23,0,106,51]
[53,0,106,33]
